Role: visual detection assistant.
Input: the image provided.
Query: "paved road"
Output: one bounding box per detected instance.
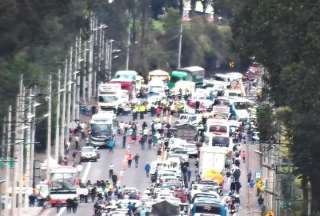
[44,113,159,216]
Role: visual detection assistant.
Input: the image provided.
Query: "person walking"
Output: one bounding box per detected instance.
[112,174,118,186]
[127,153,133,168]
[134,154,140,168]
[241,150,246,162]
[109,164,114,179]
[187,168,192,182]
[144,163,151,177]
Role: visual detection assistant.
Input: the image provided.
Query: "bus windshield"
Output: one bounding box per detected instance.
[212,136,229,147]
[50,173,76,193]
[91,124,112,137]
[99,95,118,103]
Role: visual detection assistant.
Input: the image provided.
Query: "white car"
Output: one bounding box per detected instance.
[170,141,198,158]
[168,147,189,162]
[80,146,99,162]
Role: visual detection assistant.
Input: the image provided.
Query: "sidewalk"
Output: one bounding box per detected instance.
[239,143,262,216]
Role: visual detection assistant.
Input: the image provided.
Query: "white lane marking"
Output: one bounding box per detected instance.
[81,161,92,182]
[57,162,92,216]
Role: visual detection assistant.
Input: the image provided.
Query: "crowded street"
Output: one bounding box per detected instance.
[32,66,265,216]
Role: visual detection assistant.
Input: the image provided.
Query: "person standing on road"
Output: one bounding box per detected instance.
[187,168,192,182]
[109,164,114,178]
[144,163,151,177]
[247,170,252,183]
[241,150,246,162]
[134,154,140,168]
[112,174,118,186]
[127,153,133,168]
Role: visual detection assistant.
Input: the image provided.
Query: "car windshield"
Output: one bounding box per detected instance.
[180,115,187,120]
[149,86,163,93]
[214,100,229,106]
[209,125,227,133]
[148,92,160,97]
[99,95,118,103]
[229,92,241,97]
[194,204,222,214]
[212,136,229,147]
[82,147,94,152]
[91,124,112,136]
[234,102,250,110]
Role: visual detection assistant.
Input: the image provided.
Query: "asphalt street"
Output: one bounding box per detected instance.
[44,113,158,216]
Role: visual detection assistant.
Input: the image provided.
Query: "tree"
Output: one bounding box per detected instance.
[232,0,320,212]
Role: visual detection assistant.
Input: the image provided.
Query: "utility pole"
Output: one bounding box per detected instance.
[5,105,12,210]
[126,23,131,70]
[177,20,183,69]
[18,85,25,213]
[24,89,32,198]
[66,48,73,146]
[29,88,36,188]
[54,70,61,161]
[109,40,114,80]
[105,41,110,81]
[88,16,94,102]
[1,117,6,157]
[72,38,78,122]
[60,61,68,162]
[92,17,98,99]
[82,40,87,103]
[46,74,52,180]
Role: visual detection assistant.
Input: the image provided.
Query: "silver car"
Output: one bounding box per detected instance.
[80,146,99,162]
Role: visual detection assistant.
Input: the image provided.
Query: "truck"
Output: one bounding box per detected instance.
[89,111,116,148]
[98,83,129,113]
[199,146,227,175]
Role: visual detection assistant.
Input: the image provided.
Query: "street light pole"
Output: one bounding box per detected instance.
[126,24,131,70]
[5,105,12,210]
[60,60,68,161]
[55,70,61,161]
[109,40,114,80]
[177,20,183,69]
[46,75,52,180]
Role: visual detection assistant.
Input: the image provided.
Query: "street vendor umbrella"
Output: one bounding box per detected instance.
[203,169,224,185]
[151,200,179,216]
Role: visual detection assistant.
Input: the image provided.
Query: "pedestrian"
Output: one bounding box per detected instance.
[127,153,133,168]
[109,164,114,178]
[122,134,127,148]
[140,136,145,150]
[134,154,140,168]
[75,136,80,149]
[71,198,78,213]
[187,168,192,182]
[148,135,152,149]
[90,186,97,202]
[258,195,264,206]
[247,171,252,184]
[235,181,242,193]
[241,150,246,162]
[72,151,77,160]
[144,163,151,177]
[66,198,72,213]
[112,174,118,186]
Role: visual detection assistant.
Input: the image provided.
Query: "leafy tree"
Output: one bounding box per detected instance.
[232,0,320,212]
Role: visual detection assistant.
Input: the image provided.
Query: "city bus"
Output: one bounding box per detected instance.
[168,66,205,89]
[48,166,81,207]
